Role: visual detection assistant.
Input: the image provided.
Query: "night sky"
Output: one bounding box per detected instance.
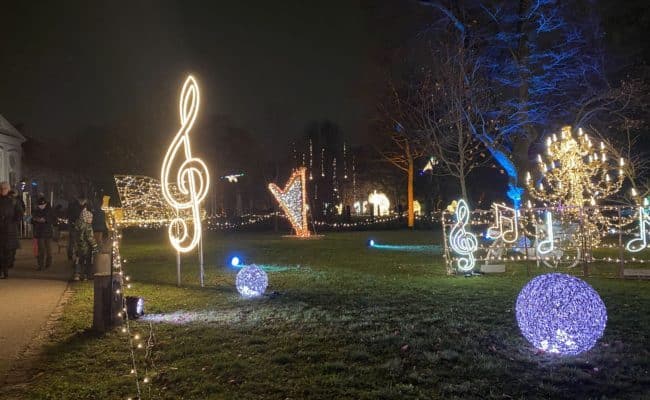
[1,0,648,154]
[0,1,373,149]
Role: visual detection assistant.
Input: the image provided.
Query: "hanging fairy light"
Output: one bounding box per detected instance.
[308,138,313,181]
[352,154,357,206]
[105,209,156,399]
[332,157,338,200]
[343,142,348,180]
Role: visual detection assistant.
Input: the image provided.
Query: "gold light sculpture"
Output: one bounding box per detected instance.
[161,75,210,253]
[114,175,176,226]
[268,167,311,237]
[525,126,624,207]
[525,126,625,253]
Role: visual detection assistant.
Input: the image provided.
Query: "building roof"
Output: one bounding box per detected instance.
[0,114,26,142]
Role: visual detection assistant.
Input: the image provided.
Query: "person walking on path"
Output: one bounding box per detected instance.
[7,189,24,269]
[73,208,98,281]
[66,197,84,261]
[32,197,55,270]
[0,182,24,279]
[91,201,107,246]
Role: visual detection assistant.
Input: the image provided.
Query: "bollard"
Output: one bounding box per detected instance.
[93,239,122,332]
[93,273,113,332]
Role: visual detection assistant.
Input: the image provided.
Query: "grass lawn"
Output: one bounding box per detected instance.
[6,230,650,399]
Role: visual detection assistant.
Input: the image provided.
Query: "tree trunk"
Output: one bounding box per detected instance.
[459,173,468,202]
[407,158,415,228]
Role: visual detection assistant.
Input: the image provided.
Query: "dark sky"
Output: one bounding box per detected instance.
[1,0,647,154]
[0,1,374,148]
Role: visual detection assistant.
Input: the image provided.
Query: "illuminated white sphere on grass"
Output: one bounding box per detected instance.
[516,273,607,355]
[236,265,268,298]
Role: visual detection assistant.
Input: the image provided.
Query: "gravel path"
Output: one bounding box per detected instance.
[0,240,70,383]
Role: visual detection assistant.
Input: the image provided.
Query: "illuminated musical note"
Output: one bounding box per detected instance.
[536,212,555,255]
[486,203,519,243]
[626,206,650,252]
[161,75,210,253]
[449,199,478,272]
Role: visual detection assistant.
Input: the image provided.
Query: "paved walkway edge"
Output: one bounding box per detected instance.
[0,282,74,388]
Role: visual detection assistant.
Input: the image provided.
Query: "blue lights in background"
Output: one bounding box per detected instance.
[229,256,241,267]
[367,240,442,254]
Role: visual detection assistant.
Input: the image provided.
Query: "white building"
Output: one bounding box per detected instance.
[0,114,25,186]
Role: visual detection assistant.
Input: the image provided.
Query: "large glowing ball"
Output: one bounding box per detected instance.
[516,273,607,355]
[236,264,268,298]
[368,239,375,247]
[230,256,241,267]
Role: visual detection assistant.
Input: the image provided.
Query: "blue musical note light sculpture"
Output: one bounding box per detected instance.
[449,199,478,272]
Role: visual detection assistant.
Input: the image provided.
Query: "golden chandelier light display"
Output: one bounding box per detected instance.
[524,126,626,252]
[525,126,624,208]
[268,167,311,237]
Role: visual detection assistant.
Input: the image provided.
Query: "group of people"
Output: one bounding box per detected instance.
[0,183,107,281]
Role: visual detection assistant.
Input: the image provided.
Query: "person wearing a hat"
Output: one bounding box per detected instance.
[73,206,98,281]
[32,197,55,270]
[0,182,23,279]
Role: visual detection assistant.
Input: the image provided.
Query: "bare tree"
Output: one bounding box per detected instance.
[376,80,426,228]
[414,39,488,200]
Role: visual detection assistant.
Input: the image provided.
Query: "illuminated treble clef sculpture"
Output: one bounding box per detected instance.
[449,199,478,272]
[161,75,210,286]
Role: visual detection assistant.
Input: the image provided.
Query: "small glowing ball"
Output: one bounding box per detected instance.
[516,273,607,355]
[368,239,375,247]
[230,256,241,267]
[236,264,268,298]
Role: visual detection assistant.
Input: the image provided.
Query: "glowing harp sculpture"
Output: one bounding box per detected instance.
[161,75,210,286]
[268,168,311,237]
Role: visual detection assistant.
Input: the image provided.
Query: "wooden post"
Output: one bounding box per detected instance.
[94,236,122,332]
[93,273,113,332]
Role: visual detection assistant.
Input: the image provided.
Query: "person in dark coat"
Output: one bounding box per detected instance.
[0,182,24,279]
[7,189,24,268]
[91,202,107,246]
[32,197,55,270]
[66,197,84,261]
